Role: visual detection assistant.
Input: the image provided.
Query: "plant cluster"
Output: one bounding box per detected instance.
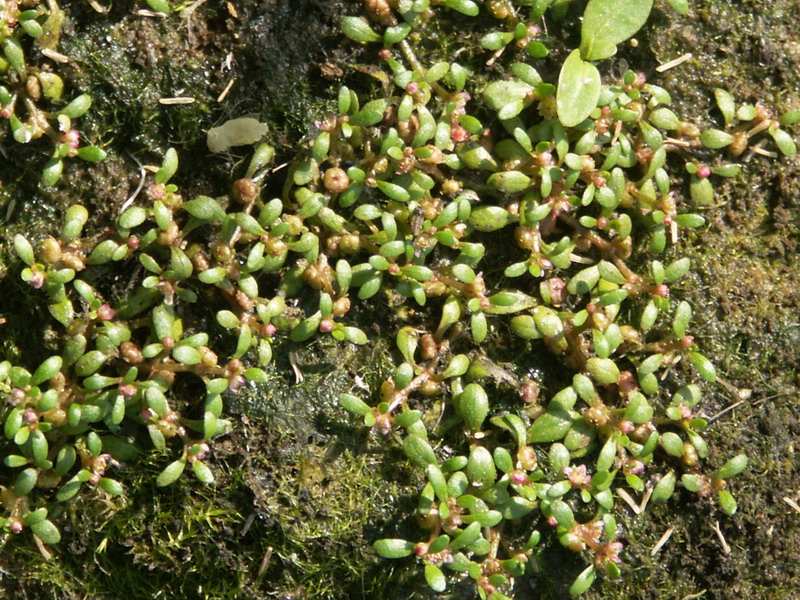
[0,0,796,597]
[0,0,105,185]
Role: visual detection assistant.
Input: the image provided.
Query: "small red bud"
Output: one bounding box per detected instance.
[96,303,116,321]
[510,470,527,485]
[653,284,669,297]
[696,164,711,178]
[450,125,469,143]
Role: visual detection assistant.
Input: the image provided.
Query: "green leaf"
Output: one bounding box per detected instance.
[374,538,415,559]
[173,345,201,365]
[481,31,514,51]
[651,471,676,503]
[170,247,193,280]
[31,519,61,544]
[424,564,447,592]
[690,175,714,205]
[456,383,489,431]
[99,477,125,496]
[568,265,600,295]
[649,107,681,130]
[60,94,92,119]
[443,0,479,16]
[350,98,391,127]
[31,356,62,386]
[660,432,684,457]
[528,408,572,443]
[13,468,38,496]
[718,489,738,515]
[557,50,601,128]
[771,127,797,157]
[449,521,482,551]
[688,351,716,383]
[341,16,381,44]
[403,435,437,468]
[664,0,688,14]
[715,454,748,480]
[77,146,107,162]
[779,109,800,126]
[586,357,620,385]
[192,460,214,484]
[339,394,372,416]
[664,257,691,282]
[14,235,35,266]
[482,80,534,113]
[714,89,736,127]
[580,0,654,61]
[674,213,706,228]
[156,459,187,486]
[468,205,512,231]
[74,350,107,377]
[569,564,596,596]
[699,129,734,149]
[184,196,227,221]
[376,180,410,203]
[466,445,496,487]
[42,158,64,187]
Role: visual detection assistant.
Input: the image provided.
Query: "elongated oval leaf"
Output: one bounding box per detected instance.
[373,538,414,559]
[31,519,61,544]
[580,0,654,61]
[156,458,186,486]
[557,50,601,128]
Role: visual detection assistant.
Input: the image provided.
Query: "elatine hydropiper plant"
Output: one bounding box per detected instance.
[2,0,796,597]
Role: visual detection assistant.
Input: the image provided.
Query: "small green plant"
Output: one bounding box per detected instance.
[0,0,104,185]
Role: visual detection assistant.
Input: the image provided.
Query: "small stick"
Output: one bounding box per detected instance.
[746,119,772,138]
[650,527,674,556]
[783,496,800,514]
[681,591,707,600]
[616,487,641,515]
[289,351,304,384]
[664,137,694,147]
[217,78,235,103]
[656,53,693,73]
[33,534,52,560]
[256,546,273,578]
[750,145,779,159]
[86,0,108,12]
[240,512,256,536]
[568,253,594,265]
[712,521,731,555]
[159,97,196,105]
[42,48,69,63]
[639,486,654,513]
[120,152,147,214]
[135,9,168,17]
